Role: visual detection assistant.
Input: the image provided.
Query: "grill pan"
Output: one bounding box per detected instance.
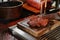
[39,26,60,40]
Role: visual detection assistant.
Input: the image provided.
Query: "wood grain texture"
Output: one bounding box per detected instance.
[17,19,60,37]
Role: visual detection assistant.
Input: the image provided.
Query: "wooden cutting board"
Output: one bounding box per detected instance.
[17,20,60,37]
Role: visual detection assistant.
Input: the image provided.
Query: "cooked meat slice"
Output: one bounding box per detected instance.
[40,18,49,27]
[28,15,49,28]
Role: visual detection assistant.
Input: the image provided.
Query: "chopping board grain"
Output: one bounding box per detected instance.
[17,19,60,37]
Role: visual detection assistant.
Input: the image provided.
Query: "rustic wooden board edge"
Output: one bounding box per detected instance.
[17,24,49,37]
[17,20,60,37]
[49,20,60,30]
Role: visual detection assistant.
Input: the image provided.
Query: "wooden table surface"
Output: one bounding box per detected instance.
[0,18,24,32]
